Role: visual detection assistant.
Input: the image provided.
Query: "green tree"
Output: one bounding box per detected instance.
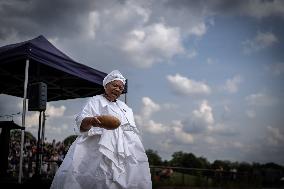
[211,160,232,171]
[262,162,283,170]
[10,130,36,142]
[145,149,162,165]
[63,135,77,147]
[170,151,207,168]
[170,151,184,167]
[183,152,198,168]
[197,156,211,169]
[238,161,252,173]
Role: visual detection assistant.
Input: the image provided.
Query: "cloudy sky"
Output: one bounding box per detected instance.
[1,0,284,165]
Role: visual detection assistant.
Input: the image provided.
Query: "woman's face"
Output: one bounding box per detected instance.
[104,80,124,101]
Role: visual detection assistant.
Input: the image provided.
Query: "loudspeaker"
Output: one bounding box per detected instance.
[28,82,47,111]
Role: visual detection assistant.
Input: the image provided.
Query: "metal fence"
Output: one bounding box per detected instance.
[150,166,284,188]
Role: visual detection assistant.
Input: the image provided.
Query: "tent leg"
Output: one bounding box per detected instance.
[35,111,42,176]
[18,59,29,183]
[40,111,46,174]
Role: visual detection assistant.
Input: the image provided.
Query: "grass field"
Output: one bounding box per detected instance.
[152,171,212,188]
[151,170,266,189]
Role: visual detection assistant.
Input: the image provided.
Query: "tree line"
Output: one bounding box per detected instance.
[12,132,284,175]
[146,149,284,187]
[146,149,284,172]
[9,132,283,186]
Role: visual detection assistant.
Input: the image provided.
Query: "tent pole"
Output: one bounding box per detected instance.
[124,79,128,104]
[36,111,42,176]
[40,111,46,173]
[18,59,29,183]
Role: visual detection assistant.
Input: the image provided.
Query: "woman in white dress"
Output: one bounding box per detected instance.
[50,70,152,189]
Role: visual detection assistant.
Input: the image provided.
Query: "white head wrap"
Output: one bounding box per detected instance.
[103,70,126,87]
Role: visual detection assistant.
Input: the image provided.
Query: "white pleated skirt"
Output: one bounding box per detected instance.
[50,132,152,189]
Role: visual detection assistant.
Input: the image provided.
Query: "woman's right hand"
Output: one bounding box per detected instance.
[80,116,102,132]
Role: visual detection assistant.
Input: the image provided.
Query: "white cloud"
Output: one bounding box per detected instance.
[140,97,160,118]
[231,141,244,149]
[144,119,168,134]
[26,112,40,128]
[117,0,150,24]
[98,0,150,32]
[0,29,23,46]
[204,136,217,145]
[78,0,211,69]
[224,75,242,93]
[209,123,238,137]
[157,138,172,150]
[188,22,207,37]
[246,109,256,118]
[135,97,194,144]
[192,100,214,125]
[150,1,210,38]
[46,104,66,118]
[184,102,237,137]
[243,31,278,54]
[44,123,72,142]
[245,92,277,106]
[86,11,100,39]
[122,23,184,68]
[224,105,230,113]
[162,103,178,110]
[135,97,165,134]
[186,49,198,59]
[241,0,284,19]
[25,104,66,127]
[183,100,216,135]
[206,58,214,65]
[47,123,68,134]
[266,126,284,146]
[265,63,284,76]
[17,101,23,109]
[26,0,210,70]
[167,73,211,96]
[173,126,194,144]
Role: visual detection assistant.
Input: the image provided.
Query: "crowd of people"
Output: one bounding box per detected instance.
[8,132,69,180]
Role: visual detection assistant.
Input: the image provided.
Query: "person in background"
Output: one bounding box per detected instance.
[50,70,152,189]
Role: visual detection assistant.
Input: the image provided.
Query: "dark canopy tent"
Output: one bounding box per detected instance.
[0,35,108,183]
[0,35,107,101]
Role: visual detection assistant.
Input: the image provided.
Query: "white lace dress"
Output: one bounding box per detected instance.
[50,95,152,189]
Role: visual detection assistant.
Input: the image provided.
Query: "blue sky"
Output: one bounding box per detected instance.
[0,0,284,165]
